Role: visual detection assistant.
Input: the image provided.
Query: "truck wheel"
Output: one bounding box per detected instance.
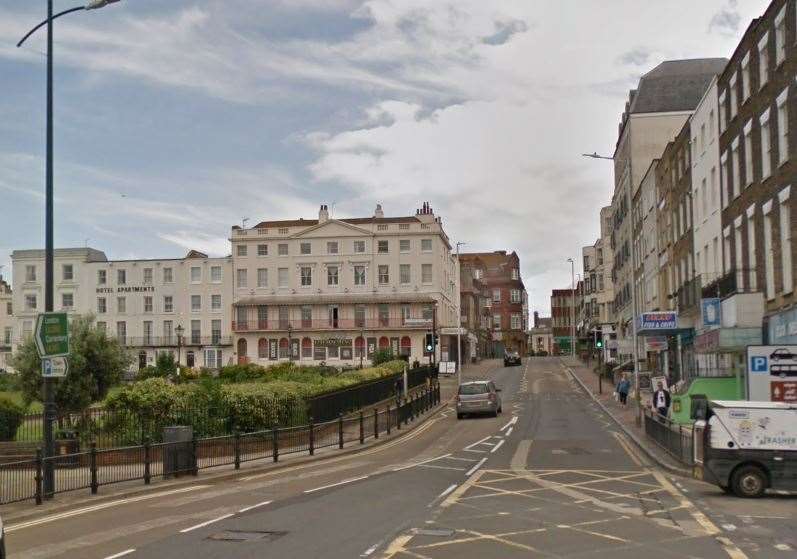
[731,465,767,498]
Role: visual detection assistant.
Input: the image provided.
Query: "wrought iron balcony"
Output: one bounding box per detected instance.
[115,335,232,347]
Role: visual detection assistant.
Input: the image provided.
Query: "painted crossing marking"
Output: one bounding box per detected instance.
[179,513,234,533]
[491,439,505,453]
[104,550,136,559]
[465,457,487,477]
[500,416,518,432]
[505,426,514,437]
[304,475,370,494]
[393,454,452,471]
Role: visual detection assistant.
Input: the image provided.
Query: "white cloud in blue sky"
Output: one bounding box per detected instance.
[0,0,770,314]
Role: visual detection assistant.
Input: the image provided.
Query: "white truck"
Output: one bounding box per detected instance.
[693,400,797,497]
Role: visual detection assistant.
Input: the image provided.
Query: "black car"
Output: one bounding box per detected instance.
[504,350,521,367]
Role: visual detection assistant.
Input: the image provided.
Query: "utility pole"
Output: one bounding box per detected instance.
[567,258,575,358]
[456,242,465,387]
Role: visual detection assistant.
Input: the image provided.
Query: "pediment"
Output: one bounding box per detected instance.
[292,219,372,238]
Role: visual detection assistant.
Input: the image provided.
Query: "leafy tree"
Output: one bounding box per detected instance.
[155,351,177,377]
[13,314,132,414]
[372,348,395,366]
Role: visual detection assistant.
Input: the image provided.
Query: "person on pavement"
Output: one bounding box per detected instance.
[652,381,671,418]
[616,374,631,406]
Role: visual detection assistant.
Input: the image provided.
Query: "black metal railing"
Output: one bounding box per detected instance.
[0,383,442,505]
[117,335,232,347]
[643,408,694,466]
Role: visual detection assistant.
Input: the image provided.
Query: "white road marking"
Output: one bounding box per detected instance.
[437,484,459,500]
[179,513,235,533]
[6,485,212,533]
[491,439,505,453]
[361,542,381,556]
[104,550,136,559]
[238,500,273,513]
[722,524,737,532]
[500,416,518,432]
[505,426,514,437]
[393,454,452,471]
[304,475,370,493]
[465,457,487,477]
[775,543,793,551]
[464,436,494,451]
[418,464,466,472]
[445,456,479,463]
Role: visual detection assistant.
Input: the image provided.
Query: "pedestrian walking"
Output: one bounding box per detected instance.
[652,381,671,418]
[615,373,631,406]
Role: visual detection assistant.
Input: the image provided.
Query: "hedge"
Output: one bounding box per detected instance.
[0,397,25,441]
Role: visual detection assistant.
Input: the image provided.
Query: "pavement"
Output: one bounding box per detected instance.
[4,357,795,559]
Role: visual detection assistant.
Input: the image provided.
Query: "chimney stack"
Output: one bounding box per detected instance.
[319,204,329,223]
[374,203,384,219]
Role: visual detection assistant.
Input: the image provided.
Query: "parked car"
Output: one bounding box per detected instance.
[504,350,521,367]
[770,348,797,361]
[456,380,502,419]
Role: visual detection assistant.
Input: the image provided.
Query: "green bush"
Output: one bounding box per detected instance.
[0,397,25,441]
[0,374,20,392]
[372,348,395,366]
[218,363,268,383]
[221,382,307,429]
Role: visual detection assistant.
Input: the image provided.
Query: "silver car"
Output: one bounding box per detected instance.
[456,380,502,419]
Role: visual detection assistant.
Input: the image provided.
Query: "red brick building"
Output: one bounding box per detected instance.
[459,251,527,356]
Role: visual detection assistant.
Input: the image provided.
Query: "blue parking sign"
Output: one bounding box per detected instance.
[750,356,768,373]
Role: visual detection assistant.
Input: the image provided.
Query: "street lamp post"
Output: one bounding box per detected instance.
[567,258,575,359]
[175,324,184,379]
[455,241,466,387]
[17,0,121,498]
[287,324,293,361]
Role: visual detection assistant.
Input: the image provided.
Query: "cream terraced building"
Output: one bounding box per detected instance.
[230,203,460,366]
[10,248,234,371]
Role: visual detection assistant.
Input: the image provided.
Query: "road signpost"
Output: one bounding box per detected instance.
[35,312,70,497]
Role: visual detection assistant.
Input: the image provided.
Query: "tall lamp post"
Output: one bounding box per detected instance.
[455,241,466,387]
[175,324,184,377]
[17,0,122,498]
[567,258,575,358]
[583,151,642,426]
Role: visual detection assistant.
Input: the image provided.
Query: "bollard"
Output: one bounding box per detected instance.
[272,426,279,463]
[234,432,241,470]
[90,441,98,495]
[338,414,344,449]
[359,411,365,444]
[374,408,379,439]
[386,405,391,435]
[397,400,403,429]
[35,448,43,506]
[191,435,198,476]
[309,418,315,456]
[144,439,151,485]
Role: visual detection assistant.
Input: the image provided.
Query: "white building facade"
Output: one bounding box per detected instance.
[229,203,460,366]
[0,275,12,372]
[10,248,234,371]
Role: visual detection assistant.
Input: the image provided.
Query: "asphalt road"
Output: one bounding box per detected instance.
[5,357,795,558]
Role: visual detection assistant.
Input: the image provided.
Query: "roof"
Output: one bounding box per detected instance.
[251,216,421,229]
[628,58,728,114]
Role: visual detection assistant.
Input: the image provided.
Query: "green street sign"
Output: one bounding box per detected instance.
[35,313,70,358]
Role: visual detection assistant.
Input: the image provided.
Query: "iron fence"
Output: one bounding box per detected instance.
[0,383,441,506]
[643,408,694,466]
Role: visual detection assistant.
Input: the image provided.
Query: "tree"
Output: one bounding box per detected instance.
[372,348,395,366]
[13,314,133,414]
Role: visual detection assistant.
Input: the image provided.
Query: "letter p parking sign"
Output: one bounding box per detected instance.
[750,356,768,373]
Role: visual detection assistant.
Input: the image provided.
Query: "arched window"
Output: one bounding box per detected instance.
[302,337,313,358]
[378,336,390,349]
[279,337,290,359]
[400,336,411,357]
[186,350,195,368]
[237,338,248,364]
[258,338,268,359]
[355,336,365,358]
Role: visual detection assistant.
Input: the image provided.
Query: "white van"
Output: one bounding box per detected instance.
[693,400,797,497]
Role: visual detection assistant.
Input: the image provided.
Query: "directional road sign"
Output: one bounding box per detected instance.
[42,357,68,378]
[35,312,70,358]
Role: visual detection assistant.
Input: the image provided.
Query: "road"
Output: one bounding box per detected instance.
[6,357,795,558]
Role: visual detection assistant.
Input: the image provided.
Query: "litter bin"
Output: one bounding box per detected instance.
[163,426,194,478]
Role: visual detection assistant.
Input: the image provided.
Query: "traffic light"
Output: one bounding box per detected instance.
[594,330,603,349]
[425,333,434,353]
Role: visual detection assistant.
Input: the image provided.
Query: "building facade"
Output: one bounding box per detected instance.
[551,286,581,354]
[458,251,527,356]
[229,203,460,366]
[528,312,553,355]
[0,275,12,372]
[717,0,797,350]
[459,259,492,360]
[10,248,234,371]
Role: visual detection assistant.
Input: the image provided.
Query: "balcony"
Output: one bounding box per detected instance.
[701,270,759,299]
[676,277,701,313]
[231,318,432,333]
[115,335,232,347]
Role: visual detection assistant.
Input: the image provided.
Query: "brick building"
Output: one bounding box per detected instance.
[716,0,797,345]
[551,285,582,355]
[458,259,492,360]
[459,251,527,356]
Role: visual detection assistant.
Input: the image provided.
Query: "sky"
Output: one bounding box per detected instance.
[0,0,772,316]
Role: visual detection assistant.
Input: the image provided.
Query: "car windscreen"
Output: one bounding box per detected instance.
[459,383,489,395]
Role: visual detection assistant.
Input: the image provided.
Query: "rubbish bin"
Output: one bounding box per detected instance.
[163,426,194,478]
